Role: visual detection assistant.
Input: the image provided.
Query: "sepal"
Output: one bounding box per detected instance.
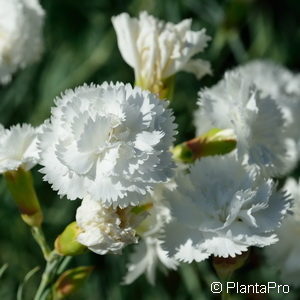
[55,222,87,256]
[4,168,43,227]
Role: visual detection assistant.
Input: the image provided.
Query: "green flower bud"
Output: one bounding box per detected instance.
[53,266,93,300]
[4,168,43,227]
[55,222,86,256]
[172,128,237,163]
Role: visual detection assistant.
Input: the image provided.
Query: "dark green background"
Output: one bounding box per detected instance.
[0,0,299,299]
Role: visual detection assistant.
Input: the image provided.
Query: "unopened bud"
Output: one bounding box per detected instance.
[4,168,43,227]
[55,222,86,256]
[53,266,93,300]
[172,128,237,163]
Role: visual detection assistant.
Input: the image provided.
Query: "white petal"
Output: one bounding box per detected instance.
[181,59,212,79]
[111,13,140,70]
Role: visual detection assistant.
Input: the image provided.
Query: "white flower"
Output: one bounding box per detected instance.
[39,82,177,207]
[76,195,146,255]
[0,123,40,173]
[265,178,300,287]
[163,156,290,263]
[112,12,211,93]
[123,182,178,284]
[234,60,300,173]
[194,71,288,176]
[0,0,44,84]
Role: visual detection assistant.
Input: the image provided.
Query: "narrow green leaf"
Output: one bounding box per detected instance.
[0,264,8,280]
[17,266,40,300]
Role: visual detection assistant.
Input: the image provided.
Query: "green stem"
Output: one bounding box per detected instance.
[34,252,65,300]
[31,227,51,261]
[57,256,72,275]
[31,227,66,299]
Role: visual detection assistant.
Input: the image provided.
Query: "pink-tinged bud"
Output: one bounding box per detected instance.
[172,128,237,163]
[53,266,93,299]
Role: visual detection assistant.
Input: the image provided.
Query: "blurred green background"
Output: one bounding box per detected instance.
[1,0,300,299]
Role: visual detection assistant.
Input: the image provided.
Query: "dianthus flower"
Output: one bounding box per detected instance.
[76,195,146,255]
[112,12,211,96]
[0,0,44,84]
[194,71,288,176]
[163,156,290,262]
[0,123,40,173]
[39,82,177,207]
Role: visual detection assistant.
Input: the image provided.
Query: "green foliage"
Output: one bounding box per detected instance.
[1,0,300,299]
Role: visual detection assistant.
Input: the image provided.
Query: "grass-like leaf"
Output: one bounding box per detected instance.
[17,266,40,300]
[0,264,8,280]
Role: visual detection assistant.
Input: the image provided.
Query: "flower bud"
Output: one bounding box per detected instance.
[4,168,43,227]
[212,251,249,281]
[52,266,93,300]
[172,128,237,163]
[55,222,86,256]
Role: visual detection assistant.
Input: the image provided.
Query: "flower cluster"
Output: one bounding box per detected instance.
[2,6,300,291]
[0,0,44,84]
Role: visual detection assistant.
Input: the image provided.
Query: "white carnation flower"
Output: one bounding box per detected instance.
[112,12,211,93]
[163,156,290,263]
[234,60,300,173]
[76,195,146,255]
[0,0,44,84]
[265,178,300,287]
[194,71,288,176]
[39,82,177,207]
[123,182,178,285]
[0,123,40,173]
